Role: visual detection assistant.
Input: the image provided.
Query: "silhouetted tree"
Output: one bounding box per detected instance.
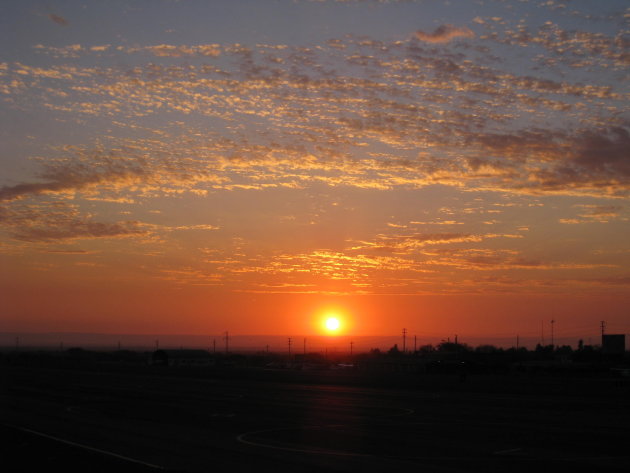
[418,344,435,355]
[387,344,401,356]
[475,344,501,354]
[556,345,573,356]
[437,342,470,353]
[535,344,555,360]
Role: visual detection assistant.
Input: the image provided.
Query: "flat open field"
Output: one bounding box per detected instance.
[1,362,629,472]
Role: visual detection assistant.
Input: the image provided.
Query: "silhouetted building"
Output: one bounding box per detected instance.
[602,334,625,355]
[152,349,214,366]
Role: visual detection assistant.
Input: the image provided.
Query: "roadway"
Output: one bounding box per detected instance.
[1,364,629,472]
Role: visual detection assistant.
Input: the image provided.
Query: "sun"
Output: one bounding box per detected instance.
[315,307,349,336]
[325,317,340,332]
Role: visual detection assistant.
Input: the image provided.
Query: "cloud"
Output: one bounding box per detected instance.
[350,232,484,254]
[3,22,627,199]
[584,276,630,286]
[0,155,149,202]
[126,44,221,57]
[413,25,475,43]
[577,205,622,219]
[16,220,146,242]
[44,249,96,254]
[465,126,630,196]
[572,127,630,177]
[527,127,630,195]
[48,14,68,26]
[0,203,148,242]
[560,204,623,224]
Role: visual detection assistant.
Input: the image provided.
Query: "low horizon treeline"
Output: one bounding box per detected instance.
[0,339,625,359]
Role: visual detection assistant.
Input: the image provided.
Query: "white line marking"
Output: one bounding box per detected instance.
[6,424,164,470]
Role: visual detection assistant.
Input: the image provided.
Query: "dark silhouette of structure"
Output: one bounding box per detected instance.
[602,334,625,355]
[152,349,214,366]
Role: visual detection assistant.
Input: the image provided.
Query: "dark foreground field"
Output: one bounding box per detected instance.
[1,361,629,472]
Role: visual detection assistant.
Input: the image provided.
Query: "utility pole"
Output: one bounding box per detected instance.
[213,338,216,354]
[516,334,520,350]
[350,340,354,356]
[303,338,306,355]
[600,320,606,340]
[404,328,408,352]
[288,337,292,356]
[224,331,229,354]
[414,335,417,353]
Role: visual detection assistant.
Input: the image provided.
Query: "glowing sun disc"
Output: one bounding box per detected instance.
[325,317,340,331]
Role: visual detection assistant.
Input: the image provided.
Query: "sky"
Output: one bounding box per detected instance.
[1,0,629,347]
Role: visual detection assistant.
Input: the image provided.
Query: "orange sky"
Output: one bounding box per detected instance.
[1,0,629,346]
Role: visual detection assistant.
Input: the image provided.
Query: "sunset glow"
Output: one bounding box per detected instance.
[1,0,629,347]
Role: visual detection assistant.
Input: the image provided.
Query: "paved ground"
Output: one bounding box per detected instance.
[2,364,629,472]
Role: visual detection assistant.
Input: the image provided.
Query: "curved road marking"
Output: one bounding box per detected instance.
[237,426,372,457]
[4,423,164,470]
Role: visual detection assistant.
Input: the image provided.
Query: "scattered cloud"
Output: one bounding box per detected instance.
[413,24,475,43]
